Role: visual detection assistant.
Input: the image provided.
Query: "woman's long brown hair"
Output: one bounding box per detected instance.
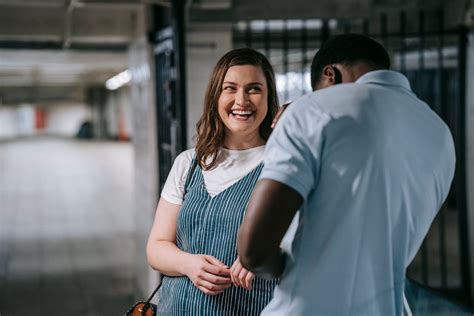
[195,48,279,170]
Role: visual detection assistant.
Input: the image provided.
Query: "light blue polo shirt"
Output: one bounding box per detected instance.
[260,70,455,316]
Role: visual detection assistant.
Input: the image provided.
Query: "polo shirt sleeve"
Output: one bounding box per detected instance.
[260,99,329,200]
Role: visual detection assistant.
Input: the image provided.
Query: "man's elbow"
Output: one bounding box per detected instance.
[239,245,265,272]
[238,228,260,269]
[237,229,273,276]
[239,245,281,279]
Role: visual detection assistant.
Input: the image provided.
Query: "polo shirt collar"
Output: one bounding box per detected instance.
[355,70,411,91]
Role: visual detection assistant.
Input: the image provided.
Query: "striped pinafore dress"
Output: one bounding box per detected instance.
[157,158,278,315]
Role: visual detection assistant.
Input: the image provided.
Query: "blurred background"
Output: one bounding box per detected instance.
[0,0,474,315]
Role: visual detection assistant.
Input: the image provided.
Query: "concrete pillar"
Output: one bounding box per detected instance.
[185,23,232,147]
[128,37,159,298]
[86,86,107,139]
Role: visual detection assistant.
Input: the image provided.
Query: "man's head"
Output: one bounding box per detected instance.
[310,34,390,91]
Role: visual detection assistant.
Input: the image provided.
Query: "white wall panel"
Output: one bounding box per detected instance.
[45,102,90,136]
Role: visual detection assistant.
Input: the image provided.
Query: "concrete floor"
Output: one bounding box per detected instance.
[0,136,470,314]
[0,137,136,316]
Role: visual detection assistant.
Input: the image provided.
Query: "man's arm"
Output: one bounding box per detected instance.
[237,179,303,279]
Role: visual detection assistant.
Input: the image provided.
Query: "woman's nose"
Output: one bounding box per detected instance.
[235,89,249,106]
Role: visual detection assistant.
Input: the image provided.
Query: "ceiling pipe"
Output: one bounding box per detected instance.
[63,0,75,49]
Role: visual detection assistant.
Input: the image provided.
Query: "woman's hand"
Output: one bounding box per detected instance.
[230,257,254,290]
[271,101,292,129]
[184,254,232,295]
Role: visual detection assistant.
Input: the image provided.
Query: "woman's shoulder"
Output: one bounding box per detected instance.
[175,148,195,163]
[161,148,196,205]
[172,148,195,173]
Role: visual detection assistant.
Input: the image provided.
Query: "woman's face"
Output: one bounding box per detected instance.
[217,65,268,139]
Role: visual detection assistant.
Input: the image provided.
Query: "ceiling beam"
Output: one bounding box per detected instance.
[0,40,128,51]
[0,86,86,104]
[0,0,64,7]
[0,0,145,8]
[0,5,140,48]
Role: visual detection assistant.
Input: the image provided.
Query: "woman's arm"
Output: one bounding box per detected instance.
[146,197,189,276]
[146,197,232,294]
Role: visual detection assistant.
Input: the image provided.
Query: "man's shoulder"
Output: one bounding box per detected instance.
[317,82,373,99]
[276,94,332,135]
[299,83,366,105]
[289,84,365,116]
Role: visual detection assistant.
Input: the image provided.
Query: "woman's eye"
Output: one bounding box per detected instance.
[223,86,235,91]
[248,86,261,93]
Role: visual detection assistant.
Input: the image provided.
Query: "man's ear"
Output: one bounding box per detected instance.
[322,65,337,84]
[314,65,337,90]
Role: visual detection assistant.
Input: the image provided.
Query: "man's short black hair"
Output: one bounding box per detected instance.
[310,33,390,89]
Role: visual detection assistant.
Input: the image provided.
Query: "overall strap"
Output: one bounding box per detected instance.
[183,154,199,197]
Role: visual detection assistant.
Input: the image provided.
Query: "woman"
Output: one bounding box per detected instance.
[146,48,279,315]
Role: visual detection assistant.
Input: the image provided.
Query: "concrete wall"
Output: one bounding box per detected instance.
[0,104,36,139]
[0,101,93,139]
[0,106,28,139]
[0,102,92,139]
[0,107,16,139]
[185,24,233,147]
[45,102,90,136]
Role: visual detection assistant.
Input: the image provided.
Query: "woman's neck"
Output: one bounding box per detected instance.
[223,132,265,150]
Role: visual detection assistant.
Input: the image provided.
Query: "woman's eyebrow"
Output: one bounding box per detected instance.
[222,81,264,86]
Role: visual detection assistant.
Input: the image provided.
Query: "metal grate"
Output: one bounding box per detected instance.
[233,9,470,307]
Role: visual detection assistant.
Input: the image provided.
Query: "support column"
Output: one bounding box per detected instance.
[86,86,107,139]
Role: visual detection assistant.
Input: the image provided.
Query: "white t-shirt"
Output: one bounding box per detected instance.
[161,146,265,205]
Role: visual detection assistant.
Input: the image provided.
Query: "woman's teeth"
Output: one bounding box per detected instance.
[231,110,253,116]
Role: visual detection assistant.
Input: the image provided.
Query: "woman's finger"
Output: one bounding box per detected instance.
[200,270,232,285]
[229,258,239,285]
[195,278,231,293]
[204,255,228,268]
[231,260,244,287]
[197,285,224,296]
[271,101,292,128]
[203,261,231,277]
[238,267,249,289]
[244,271,254,290]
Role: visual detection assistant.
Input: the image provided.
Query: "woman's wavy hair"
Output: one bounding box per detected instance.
[195,48,279,170]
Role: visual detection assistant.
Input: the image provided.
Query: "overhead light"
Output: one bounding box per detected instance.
[105,70,131,90]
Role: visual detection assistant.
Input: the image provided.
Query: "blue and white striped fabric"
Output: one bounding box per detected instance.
[157,158,278,315]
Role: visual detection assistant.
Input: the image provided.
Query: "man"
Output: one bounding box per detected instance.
[237,34,455,315]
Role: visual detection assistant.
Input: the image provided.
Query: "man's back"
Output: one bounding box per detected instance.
[260,70,455,315]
